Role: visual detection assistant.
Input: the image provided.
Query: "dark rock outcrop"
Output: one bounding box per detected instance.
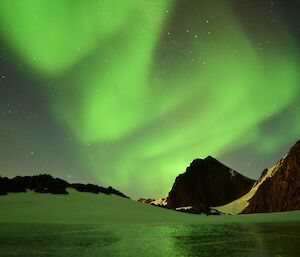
[167,156,255,209]
[71,183,128,198]
[0,174,129,198]
[175,205,223,216]
[0,174,69,195]
[243,140,300,213]
[138,198,156,204]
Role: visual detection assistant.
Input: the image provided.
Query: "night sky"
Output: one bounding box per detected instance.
[0,0,300,198]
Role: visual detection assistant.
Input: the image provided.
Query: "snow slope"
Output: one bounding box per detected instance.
[0,189,186,224]
[213,163,280,214]
[1,188,300,224]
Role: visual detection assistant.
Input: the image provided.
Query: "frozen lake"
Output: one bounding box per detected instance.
[0,222,299,257]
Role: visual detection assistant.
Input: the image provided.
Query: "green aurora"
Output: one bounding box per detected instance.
[0,0,299,197]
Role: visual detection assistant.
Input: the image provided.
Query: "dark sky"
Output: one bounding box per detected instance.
[0,0,299,198]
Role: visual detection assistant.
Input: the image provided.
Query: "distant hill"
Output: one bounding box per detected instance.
[0,174,129,199]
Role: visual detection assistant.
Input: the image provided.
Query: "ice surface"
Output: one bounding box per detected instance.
[0,221,299,257]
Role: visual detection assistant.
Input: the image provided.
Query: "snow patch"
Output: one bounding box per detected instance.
[213,163,280,215]
[150,197,167,206]
[175,206,193,211]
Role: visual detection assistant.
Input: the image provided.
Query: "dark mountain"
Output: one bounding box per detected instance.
[0,174,129,199]
[243,140,300,213]
[167,156,255,212]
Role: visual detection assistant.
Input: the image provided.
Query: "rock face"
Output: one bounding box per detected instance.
[0,174,129,198]
[243,140,300,213]
[138,198,156,204]
[71,183,128,198]
[167,156,255,210]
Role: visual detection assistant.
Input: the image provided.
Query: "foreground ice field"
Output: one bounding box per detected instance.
[0,190,300,257]
[1,222,299,257]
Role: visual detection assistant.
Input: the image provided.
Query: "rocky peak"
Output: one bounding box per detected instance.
[167,156,255,210]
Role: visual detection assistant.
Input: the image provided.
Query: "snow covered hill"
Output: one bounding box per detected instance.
[1,188,300,225]
[0,189,183,224]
